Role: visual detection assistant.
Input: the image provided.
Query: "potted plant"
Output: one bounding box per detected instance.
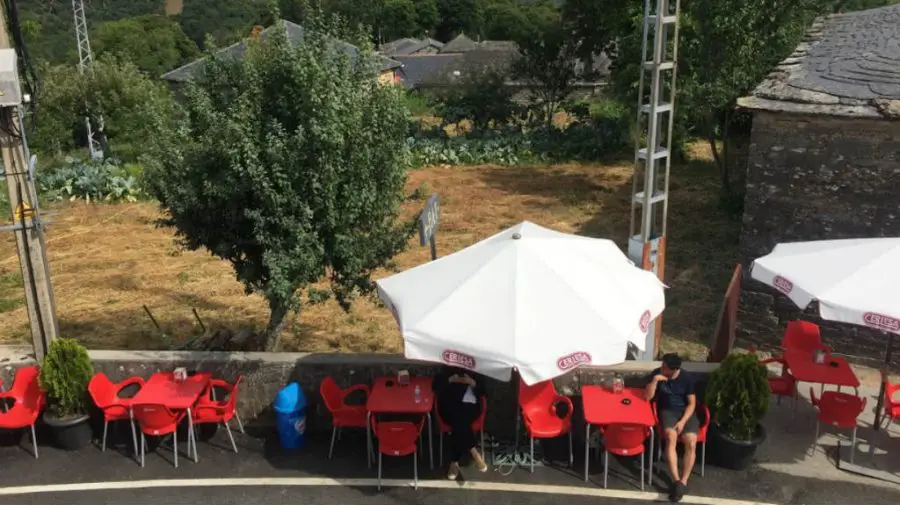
[39,338,95,450]
[705,352,770,470]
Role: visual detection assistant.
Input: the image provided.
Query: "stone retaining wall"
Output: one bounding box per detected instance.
[0,347,716,439]
[738,110,900,364]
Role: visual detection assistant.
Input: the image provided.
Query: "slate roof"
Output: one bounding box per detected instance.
[440,34,479,54]
[395,54,463,89]
[419,48,520,87]
[738,4,900,119]
[161,20,402,82]
[379,37,444,56]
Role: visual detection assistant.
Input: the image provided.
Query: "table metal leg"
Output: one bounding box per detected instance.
[427,413,434,470]
[649,428,654,486]
[584,424,590,482]
[367,412,372,469]
[187,408,198,463]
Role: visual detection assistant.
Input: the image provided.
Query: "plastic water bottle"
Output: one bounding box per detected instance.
[414,384,422,404]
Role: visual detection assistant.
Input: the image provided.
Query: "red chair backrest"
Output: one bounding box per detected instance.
[782,320,822,352]
[320,377,344,413]
[372,419,421,449]
[223,376,242,411]
[88,373,118,407]
[132,403,180,433]
[10,366,40,398]
[815,392,865,428]
[885,379,900,410]
[604,423,649,453]
[518,379,557,417]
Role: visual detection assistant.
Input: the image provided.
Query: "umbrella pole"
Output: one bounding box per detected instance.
[874,332,894,432]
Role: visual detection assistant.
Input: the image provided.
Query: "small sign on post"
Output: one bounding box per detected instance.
[418,193,440,261]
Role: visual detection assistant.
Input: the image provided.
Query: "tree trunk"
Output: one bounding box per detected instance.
[263,299,289,352]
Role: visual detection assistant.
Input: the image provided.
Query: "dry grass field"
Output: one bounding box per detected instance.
[0,145,740,359]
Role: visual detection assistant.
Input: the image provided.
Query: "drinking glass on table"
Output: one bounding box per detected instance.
[613,375,624,393]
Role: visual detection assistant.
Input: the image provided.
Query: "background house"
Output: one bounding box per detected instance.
[161,20,402,89]
[736,4,900,355]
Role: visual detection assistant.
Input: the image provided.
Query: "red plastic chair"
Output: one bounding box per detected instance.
[603,423,651,490]
[810,388,866,464]
[880,371,900,432]
[653,404,711,479]
[320,377,370,459]
[193,376,244,453]
[518,379,574,472]
[88,372,145,454]
[760,357,798,409]
[132,403,191,468]
[371,417,424,490]
[0,366,44,458]
[782,320,825,353]
[435,395,487,464]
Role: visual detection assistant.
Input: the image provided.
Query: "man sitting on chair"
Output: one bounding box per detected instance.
[645,353,698,502]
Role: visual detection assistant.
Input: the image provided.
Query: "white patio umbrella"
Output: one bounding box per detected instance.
[375,221,666,386]
[750,238,900,427]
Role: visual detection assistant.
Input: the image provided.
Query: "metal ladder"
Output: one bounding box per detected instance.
[628,0,681,360]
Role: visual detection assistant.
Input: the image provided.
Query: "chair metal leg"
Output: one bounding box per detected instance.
[530,437,535,473]
[480,430,485,458]
[224,420,238,453]
[413,449,418,490]
[568,431,574,467]
[813,421,820,455]
[173,431,179,468]
[584,425,590,482]
[850,427,857,465]
[701,442,706,477]
[603,450,609,489]
[140,433,146,468]
[329,426,337,459]
[640,452,645,491]
[235,411,246,434]
[439,431,443,465]
[102,421,109,452]
[29,424,38,459]
[377,452,383,491]
[130,410,139,462]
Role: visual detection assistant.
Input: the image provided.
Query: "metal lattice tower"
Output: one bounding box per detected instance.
[628,0,681,360]
[72,0,103,158]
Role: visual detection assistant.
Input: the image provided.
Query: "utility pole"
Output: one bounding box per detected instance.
[0,6,60,360]
[72,0,103,159]
[628,0,681,360]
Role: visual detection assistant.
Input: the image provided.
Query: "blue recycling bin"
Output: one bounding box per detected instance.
[274,382,307,450]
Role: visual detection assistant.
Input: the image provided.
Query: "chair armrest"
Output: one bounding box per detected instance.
[552,395,574,422]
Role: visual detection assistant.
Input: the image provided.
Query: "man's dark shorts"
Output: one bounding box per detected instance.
[659,409,700,435]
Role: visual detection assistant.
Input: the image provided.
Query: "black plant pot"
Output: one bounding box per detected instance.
[43,413,93,451]
[707,422,766,471]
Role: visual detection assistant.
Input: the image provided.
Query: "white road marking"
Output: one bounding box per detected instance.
[0,476,777,504]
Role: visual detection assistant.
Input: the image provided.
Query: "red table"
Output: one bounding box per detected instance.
[783,350,860,389]
[366,376,434,469]
[582,385,655,484]
[132,372,211,463]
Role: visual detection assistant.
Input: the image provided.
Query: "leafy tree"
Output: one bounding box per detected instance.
[178,0,269,48]
[561,0,624,76]
[482,0,534,41]
[435,0,483,41]
[432,69,517,131]
[93,15,200,76]
[379,0,419,42]
[142,17,414,351]
[512,20,581,127]
[33,57,175,156]
[414,0,440,36]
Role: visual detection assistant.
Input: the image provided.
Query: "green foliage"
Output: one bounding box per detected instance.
[402,92,434,117]
[177,0,269,48]
[143,15,414,351]
[39,338,94,419]
[431,70,519,131]
[93,15,200,76]
[409,135,532,166]
[380,0,419,41]
[435,0,483,41]
[705,352,771,441]
[38,157,143,203]
[33,57,176,156]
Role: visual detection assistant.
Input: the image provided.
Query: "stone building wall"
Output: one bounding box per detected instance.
[737,110,900,364]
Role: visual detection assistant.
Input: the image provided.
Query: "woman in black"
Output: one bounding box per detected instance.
[432,366,488,479]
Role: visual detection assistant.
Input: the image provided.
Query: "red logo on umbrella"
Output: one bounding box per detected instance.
[863,312,900,332]
[442,349,477,369]
[773,275,793,294]
[557,352,592,371]
[639,310,652,332]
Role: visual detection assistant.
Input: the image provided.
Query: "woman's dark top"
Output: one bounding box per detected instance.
[432,367,485,413]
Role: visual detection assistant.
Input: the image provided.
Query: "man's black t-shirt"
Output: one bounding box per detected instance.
[650,368,695,412]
